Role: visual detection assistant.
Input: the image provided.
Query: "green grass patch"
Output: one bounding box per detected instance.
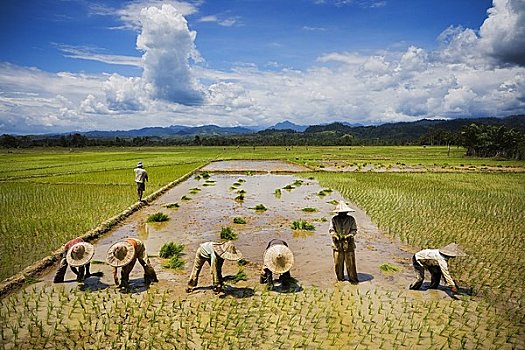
[165,202,180,209]
[291,220,315,231]
[146,212,169,222]
[233,217,247,224]
[253,204,268,211]
[379,263,401,274]
[220,227,238,240]
[301,207,318,213]
[159,242,184,259]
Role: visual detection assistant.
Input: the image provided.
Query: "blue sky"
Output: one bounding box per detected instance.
[0,0,524,134]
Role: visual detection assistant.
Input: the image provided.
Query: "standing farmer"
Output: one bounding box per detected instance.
[106,237,158,290]
[330,201,359,283]
[187,241,242,293]
[409,243,466,293]
[54,238,94,283]
[134,161,149,202]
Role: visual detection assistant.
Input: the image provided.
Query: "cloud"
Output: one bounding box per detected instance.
[198,15,239,27]
[57,45,142,66]
[479,0,525,66]
[1,0,525,134]
[136,4,204,105]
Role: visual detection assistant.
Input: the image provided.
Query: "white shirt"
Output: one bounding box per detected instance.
[415,249,455,286]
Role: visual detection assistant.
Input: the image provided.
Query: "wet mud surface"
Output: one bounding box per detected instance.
[35,161,446,298]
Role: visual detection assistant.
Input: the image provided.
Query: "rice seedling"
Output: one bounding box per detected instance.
[225,268,248,283]
[163,255,185,270]
[379,263,401,274]
[165,202,180,209]
[201,172,211,179]
[252,204,268,212]
[274,189,282,198]
[233,217,247,224]
[146,212,169,223]
[327,199,339,205]
[220,226,238,240]
[159,242,184,259]
[189,187,201,194]
[180,195,191,201]
[291,220,315,231]
[235,194,245,202]
[283,184,295,190]
[317,188,333,197]
[301,207,318,213]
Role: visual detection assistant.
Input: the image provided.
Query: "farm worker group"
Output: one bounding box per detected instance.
[53,164,465,295]
[53,237,158,291]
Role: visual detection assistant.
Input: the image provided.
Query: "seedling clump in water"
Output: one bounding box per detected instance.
[220,226,238,240]
[253,204,268,211]
[146,212,169,222]
[233,217,247,224]
[291,220,315,231]
[159,242,184,258]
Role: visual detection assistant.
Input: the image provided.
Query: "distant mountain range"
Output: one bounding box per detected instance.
[50,115,525,139]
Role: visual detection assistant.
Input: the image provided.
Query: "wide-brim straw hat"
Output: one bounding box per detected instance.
[439,243,466,257]
[333,200,355,213]
[213,241,242,261]
[106,241,135,267]
[66,242,95,267]
[264,244,294,274]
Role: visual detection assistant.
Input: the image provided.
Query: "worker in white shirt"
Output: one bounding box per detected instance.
[409,243,466,293]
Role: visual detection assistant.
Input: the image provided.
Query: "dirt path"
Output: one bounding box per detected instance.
[34,161,436,298]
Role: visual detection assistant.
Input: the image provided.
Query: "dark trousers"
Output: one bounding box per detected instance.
[120,256,158,288]
[409,255,442,290]
[53,257,91,283]
[260,268,291,286]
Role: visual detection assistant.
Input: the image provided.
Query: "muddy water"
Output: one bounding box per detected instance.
[36,161,428,297]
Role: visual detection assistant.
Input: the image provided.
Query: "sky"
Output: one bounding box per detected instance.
[0,0,524,134]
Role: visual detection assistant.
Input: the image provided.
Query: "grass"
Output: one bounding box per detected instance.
[233,217,247,224]
[165,202,179,209]
[379,263,401,274]
[220,227,238,240]
[146,212,169,223]
[301,207,318,213]
[159,242,184,259]
[291,220,316,231]
[253,204,268,211]
[0,146,524,349]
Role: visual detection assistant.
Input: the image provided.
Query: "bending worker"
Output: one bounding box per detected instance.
[187,241,242,293]
[260,239,294,289]
[409,243,466,293]
[330,201,359,283]
[54,238,94,283]
[106,237,158,289]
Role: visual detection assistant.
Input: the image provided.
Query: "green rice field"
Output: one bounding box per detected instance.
[1,146,524,349]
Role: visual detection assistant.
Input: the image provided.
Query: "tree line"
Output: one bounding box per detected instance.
[2,122,524,159]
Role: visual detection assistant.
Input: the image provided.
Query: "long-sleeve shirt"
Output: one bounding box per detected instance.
[415,249,455,286]
[329,214,357,252]
[199,242,224,286]
[134,168,148,183]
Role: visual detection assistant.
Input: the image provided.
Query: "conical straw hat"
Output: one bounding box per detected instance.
[66,242,94,267]
[333,200,355,213]
[213,241,242,261]
[439,243,466,257]
[106,241,135,267]
[264,244,294,274]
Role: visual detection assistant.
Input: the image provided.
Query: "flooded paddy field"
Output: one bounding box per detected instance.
[1,160,523,349]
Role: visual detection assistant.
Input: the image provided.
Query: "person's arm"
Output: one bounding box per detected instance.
[113,267,119,285]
